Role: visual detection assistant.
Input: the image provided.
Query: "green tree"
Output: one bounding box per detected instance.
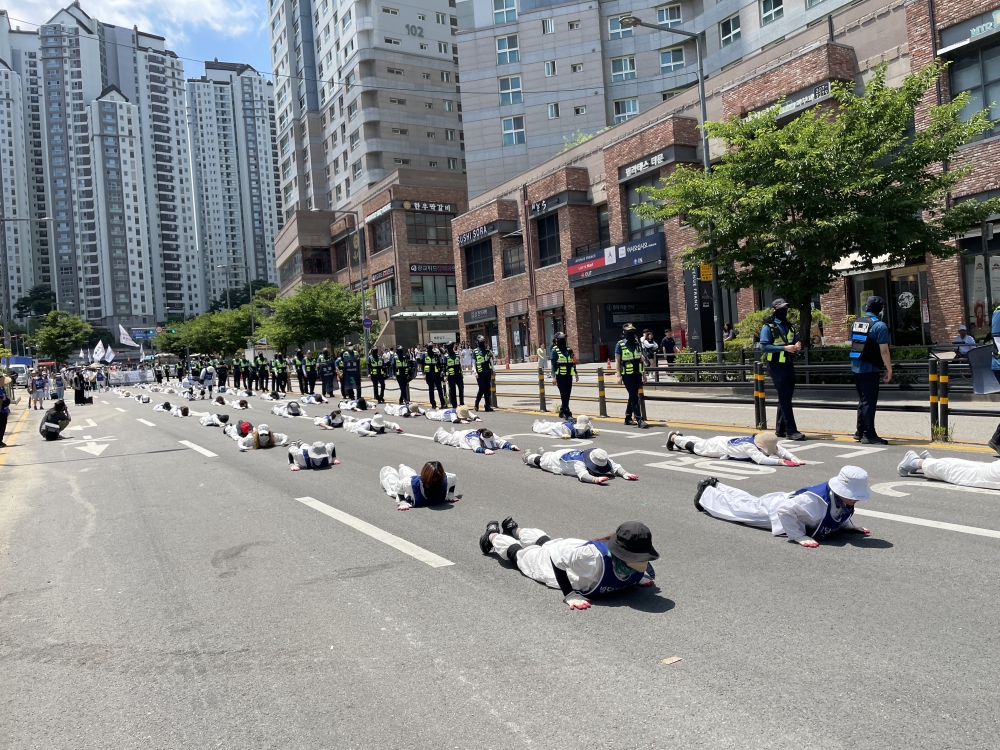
[208,281,279,312]
[260,281,363,351]
[636,62,1000,345]
[14,284,56,319]
[30,310,93,365]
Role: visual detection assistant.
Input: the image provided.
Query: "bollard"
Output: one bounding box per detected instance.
[637,379,649,426]
[597,367,608,418]
[753,361,768,431]
[491,370,498,409]
[537,360,547,412]
[928,359,939,434]
[939,360,949,439]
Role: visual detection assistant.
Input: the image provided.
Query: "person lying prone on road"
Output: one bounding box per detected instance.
[384,403,424,418]
[260,391,284,401]
[314,409,344,429]
[339,397,369,412]
[897,449,1000,490]
[271,401,304,418]
[424,404,481,423]
[153,401,173,413]
[343,413,402,436]
[300,393,328,405]
[229,398,251,410]
[288,440,339,470]
[532,415,598,439]
[199,413,231,427]
[223,420,254,441]
[693,465,872,548]
[666,430,804,466]
[522,447,636,484]
[169,405,191,417]
[237,423,290,451]
[380,461,458,510]
[433,426,517,454]
[480,518,657,610]
[133,394,151,403]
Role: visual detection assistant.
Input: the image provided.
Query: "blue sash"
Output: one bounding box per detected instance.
[727,436,755,446]
[791,482,855,539]
[578,541,649,596]
[409,475,446,507]
[563,450,584,463]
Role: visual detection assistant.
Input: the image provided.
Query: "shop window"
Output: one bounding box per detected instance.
[411,274,457,305]
[464,239,494,288]
[502,244,525,277]
[375,277,397,308]
[334,237,349,270]
[951,43,1000,140]
[405,211,453,245]
[372,215,393,252]
[627,177,660,240]
[597,205,610,247]
[537,214,561,267]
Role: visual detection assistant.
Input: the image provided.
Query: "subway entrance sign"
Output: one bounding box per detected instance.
[567,233,666,287]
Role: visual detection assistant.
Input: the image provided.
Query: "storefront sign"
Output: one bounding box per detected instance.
[699,263,713,282]
[746,81,832,122]
[371,265,395,283]
[528,190,589,217]
[401,200,453,213]
[921,299,930,324]
[409,263,455,275]
[603,303,671,327]
[463,305,497,324]
[567,233,667,287]
[365,203,393,224]
[941,8,1000,49]
[457,220,518,247]
[618,146,699,182]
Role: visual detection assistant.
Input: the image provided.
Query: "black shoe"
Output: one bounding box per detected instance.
[860,436,889,445]
[774,432,786,438]
[485,407,495,412]
[694,477,717,513]
[624,418,635,426]
[990,437,1000,455]
[501,516,518,538]
[665,431,682,451]
[852,433,862,442]
[479,521,501,555]
[637,419,648,429]
[786,432,807,441]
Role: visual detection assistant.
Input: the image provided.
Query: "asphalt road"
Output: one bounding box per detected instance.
[2,388,1000,749]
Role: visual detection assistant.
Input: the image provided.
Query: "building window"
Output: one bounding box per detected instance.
[609,16,633,39]
[544,60,557,77]
[548,102,560,118]
[411,274,457,305]
[375,277,397,308]
[574,105,586,115]
[373,216,393,251]
[389,97,406,104]
[350,130,360,149]
[439,41,449,53]
[441,71,452,82]
[660,47,684,72]
[542,18,554,34]
[352,161,362,179]
[437,12,447,23]
[499,76,522,105]
[502,116,525,145]
[571,63,583,73]
[383,6,398,14]
[448,157,459,169]
[720,14,741,46]
[496,35,519,65]
[662,82,696,100]
[394,157,411,164]
[302,247,332,274]
[568,20,580,30]
[388,67,404,75]
[347,100,358,120]
[445,129,456,140]
[950,42,1000,139]
[392,127,409,135]
[611,56,636,81]
[614,98,638,124]
[760,0,783,25]
[406,211,454,245]
[536,214,561,268]
[464,240,494,288]
[443,99,454,111]
[502,244,525,277]
[627,177,660,240]
[493,0,517,24]
[384,36,401,45]
[657,4,681,27]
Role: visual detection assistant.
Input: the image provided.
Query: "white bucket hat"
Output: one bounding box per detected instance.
[752,432,779,456]
[371,413,385,429]
[828,465,871,501]
[456,404,471,420]
[577,415,591,427]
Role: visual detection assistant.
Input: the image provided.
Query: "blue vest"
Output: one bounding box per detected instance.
[301,448,331,469]
[726,435,756,461]
[409,475,447,507]
[563,450,584,462]
[33,377,45,390]
[562,421,575,433]
[791,481,855,539]
[442,409,456,420]
[579,541,650,596]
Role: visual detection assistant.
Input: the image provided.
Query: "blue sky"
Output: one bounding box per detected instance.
[5,0,274,80]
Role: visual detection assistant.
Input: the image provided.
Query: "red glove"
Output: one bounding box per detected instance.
[624,473,639,481]
[782,459,804,467]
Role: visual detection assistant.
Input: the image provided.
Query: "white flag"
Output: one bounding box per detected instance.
[79,349,85,359]
[93,341,105,362]
[104,346,115,363]
[119,324,138,348]
[140,344,144,361]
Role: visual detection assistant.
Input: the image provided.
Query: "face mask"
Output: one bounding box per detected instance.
[773,307,788,321]
[625,331,637,342]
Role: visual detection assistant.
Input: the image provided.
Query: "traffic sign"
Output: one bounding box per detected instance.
[155,326,163,333]
[363,317,373,329]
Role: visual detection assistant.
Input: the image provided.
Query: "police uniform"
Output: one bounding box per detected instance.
[550,342,576,419]
[317,352,337,397]
[422,346,446,409]
[304,354,318,394]
[337,348,361,399]
[391,350,413,404]
[444,347,464,407]
[850,307,890,443]
[292,352,307,394]
[615,334,644,426]
[368,350,387,403]
[473,343,495,412]
[759,309,801,439]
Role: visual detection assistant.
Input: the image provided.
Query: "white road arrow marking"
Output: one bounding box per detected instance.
[500,432,594,448]
[75,442,109,457]
[854,509,1000,539]
[871,480,1000,498]
[780,442,886,459]
[609,449,777,481]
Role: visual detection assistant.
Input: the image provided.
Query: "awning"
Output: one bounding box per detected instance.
[391,311,460,318]
[833,252,897,273]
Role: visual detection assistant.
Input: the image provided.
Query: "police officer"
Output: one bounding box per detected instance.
[422,343,446,409]
[254,352,268,391]
[444,341,465,407]
[850,295,891,444]
[550,332,578,420]
[292,348,307,394]
[391,345,414,404]
[337,344,361,399]
[616,324,646,428]
[368,346,387,403]
[304,350,318,394]
[318,349,336,399]
[272,353,289,393]
[759,298,806,441]
[991,307,1000,453]
[232,355,243,390]
[473,335,495,412]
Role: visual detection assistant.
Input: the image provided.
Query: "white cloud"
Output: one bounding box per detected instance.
[2,0,261,40]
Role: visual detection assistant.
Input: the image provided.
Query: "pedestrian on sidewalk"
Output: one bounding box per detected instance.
[0,375,11,447]
[479,519,657,610]
[759,298,805,441]
[850,295,891,445]
[550,332,578,420]
[660,331,676,367]
[461,342,474,374]
[29,371,45,411]
[616,324,646,428]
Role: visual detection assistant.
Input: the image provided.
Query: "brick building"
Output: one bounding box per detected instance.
[451,0,1000,359]
[274,168,467,348]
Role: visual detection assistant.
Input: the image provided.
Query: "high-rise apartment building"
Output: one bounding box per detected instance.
[187,61,282,305]
[0,48,32,324]
[456,0,848,196]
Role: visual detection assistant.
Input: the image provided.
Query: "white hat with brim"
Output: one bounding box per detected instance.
[258,423,271,436]
[583,448,613,476]
[371,413,385,429]
[577,415,591,427]
[828,465,871,501]
[753,432,779,456]
[456,405,471,420]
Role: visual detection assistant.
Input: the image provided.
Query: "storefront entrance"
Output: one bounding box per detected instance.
[505,315,528,362]
[542,308,565,351]
[849,266,930,345]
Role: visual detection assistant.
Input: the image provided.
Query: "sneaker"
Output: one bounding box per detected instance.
[694,477,717,513]
[861,436,889,445]
[786,432,807,441]
[665,431,682,451]
[501,516,518,538]
[897,450,919,477]
[479,521,501,555]
[624,418,635,426]
[989,437,1000,455]
[852,433,863,442]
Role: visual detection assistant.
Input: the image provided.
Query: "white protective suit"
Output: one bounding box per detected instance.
[133,394,151,403]
[699,482,861,542]
[229,400,252,410]
[287,440,338,469]
[380,463,458,509]
[339,399,368,412]
[433,427,516,453]
[199,414,229,427]
[152,403,172,413]
[901,451,1000,490]
[182,389,205,401]
[424,408,480,423]
[384,403,422,418]
[271,403,304,418]
[223,423,253,441]
[524,448,633,483]
[532,419,596,439]
[671,434,800,466]
[490,529,654,592]
[169,406,189,417]
[300,394,327,405]
[314,412,344,429]
[343,416,401,436]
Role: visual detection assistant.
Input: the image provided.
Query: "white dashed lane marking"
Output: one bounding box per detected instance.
[137,419,156,427]
[179,440,217,457]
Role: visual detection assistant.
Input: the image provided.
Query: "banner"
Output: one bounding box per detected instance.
[118,325,138,348]
[989,256,1000,309]
[93,341,105,362]
[108,370,155,385]
[974,255,987,328]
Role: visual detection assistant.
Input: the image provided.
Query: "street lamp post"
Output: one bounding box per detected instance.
[618,16,725,364]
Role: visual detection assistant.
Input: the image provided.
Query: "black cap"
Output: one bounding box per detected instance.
[865,295,885,313]
[555,331,567,339]
[607,521,659,563]
[770,298,790,310]
[623,323,637,333]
